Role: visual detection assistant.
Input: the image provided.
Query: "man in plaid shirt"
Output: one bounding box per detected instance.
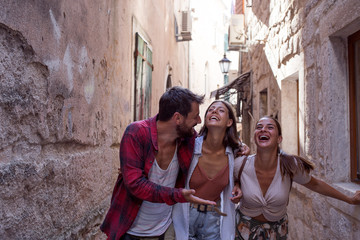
[100,87,216,240]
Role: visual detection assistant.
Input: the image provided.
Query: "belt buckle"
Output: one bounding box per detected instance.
[197,204,208,213]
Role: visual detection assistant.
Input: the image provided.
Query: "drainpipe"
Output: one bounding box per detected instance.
[239,51,242,74]
[188,39,191,89]
[188,0,192,89]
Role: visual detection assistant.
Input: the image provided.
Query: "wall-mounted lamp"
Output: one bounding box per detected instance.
[219,54,231,74]
[219,53,231,101]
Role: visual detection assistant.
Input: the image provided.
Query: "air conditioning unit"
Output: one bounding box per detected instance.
[228,14,246,50]
[176,10,192,41]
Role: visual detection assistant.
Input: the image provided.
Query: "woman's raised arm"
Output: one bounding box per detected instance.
[303,176,360,204]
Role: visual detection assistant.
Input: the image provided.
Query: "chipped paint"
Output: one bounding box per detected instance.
[79,46,88,74]
[49,9,61,42]
[63,45,74,91]
[68,110,73,136]
[84,75,95,104]
[44,58,61,72]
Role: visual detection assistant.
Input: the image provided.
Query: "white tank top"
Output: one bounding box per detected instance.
[127,148,179,236]
[234,155,311,222]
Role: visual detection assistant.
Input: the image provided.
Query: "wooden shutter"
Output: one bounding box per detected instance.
[134,33,153,120]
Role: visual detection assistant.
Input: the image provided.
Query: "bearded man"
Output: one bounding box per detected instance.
[100,86,216,240]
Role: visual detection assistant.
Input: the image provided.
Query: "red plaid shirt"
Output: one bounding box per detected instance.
[100,115,196,240]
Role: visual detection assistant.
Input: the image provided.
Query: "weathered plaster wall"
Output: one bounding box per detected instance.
[0,0,190,239]
[243,0,360,239]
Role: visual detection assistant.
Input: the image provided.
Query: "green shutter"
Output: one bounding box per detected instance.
[144,47,152,119]
[134,33,153,120]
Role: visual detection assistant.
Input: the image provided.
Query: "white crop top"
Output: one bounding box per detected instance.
[234,154,311,222]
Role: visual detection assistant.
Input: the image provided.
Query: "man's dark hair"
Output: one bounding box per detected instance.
[158,86,204,121]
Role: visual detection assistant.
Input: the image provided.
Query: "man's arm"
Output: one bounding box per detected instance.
[120,125,215,206]
[181,189,216,205]
[117,166,216,205]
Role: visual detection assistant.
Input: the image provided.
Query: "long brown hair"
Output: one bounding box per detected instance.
[258,116,315,178]
[199,100,240,150]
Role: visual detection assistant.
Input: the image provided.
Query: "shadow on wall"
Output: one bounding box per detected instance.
[250,0,270,27]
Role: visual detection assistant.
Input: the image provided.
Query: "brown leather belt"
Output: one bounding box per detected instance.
[190,203,227,216]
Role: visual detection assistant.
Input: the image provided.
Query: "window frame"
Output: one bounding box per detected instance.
[348,29,360,183]
[134,32,153,121]
[259,88,268,118]
[281,77,299,156]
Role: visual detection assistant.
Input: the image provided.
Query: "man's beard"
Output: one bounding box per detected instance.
[176,123,194,138]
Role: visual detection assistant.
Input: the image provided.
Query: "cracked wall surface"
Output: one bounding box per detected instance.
[0,0,192,239]
[0,7,114,240]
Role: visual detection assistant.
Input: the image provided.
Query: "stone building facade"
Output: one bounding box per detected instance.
[239,0,360,239]
[0,0,194,239]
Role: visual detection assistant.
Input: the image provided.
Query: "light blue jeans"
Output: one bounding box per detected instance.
[188,206,221,240]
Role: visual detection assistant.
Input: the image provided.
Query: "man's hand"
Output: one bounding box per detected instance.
[181,189,216,205]
[230,182,242,204]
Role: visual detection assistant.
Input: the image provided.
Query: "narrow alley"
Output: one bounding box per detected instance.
[0,0,360,239]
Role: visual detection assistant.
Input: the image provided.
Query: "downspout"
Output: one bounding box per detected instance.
[188,0,192,89]
[239,51,242,74]
[188,39,191,88]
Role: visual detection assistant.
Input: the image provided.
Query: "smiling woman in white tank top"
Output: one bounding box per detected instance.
[234,116,360,240]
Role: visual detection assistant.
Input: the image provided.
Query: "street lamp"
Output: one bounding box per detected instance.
[219,53,231,101]
[219,53,231,75]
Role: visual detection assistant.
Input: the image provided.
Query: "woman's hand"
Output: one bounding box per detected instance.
[241,143,250,156]
[236,143,250,157]
[350,191,360,205]
[230,182,243,204]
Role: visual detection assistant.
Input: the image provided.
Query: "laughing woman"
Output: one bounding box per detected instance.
[234,116,360,240]
[173,100,243,240]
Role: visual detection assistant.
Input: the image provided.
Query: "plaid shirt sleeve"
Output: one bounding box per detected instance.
[101,117,194,239]
[120,122,187,205]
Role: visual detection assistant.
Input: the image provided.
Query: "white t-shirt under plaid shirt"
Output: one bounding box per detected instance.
[127,147,179,236]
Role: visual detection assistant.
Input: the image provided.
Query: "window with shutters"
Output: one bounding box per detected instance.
[134,33,153,121]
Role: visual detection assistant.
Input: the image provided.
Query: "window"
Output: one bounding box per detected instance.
[349,29,360,182]
[281,77,299,155]
[134,33,153,121]
[259,88,268,117]
[166,74,172,89]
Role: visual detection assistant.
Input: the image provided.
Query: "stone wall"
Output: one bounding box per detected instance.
[0,0,190,239]
[242,0,360,239]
